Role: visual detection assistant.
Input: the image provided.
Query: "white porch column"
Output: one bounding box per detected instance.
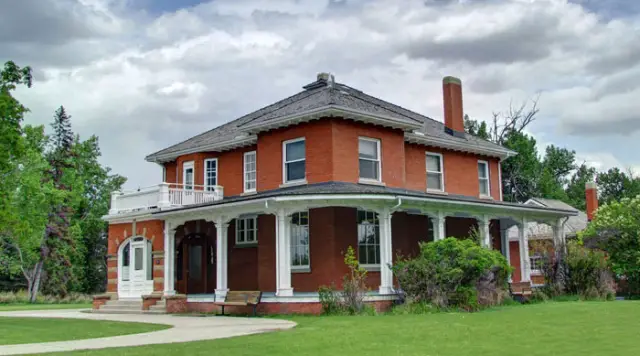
[433,211,446,241]
[378,208,394,295]
[518,218,531,282]
[163,220,175,296]
[276,209,293,297]
[478,215,491,248]
[215,218,229,299]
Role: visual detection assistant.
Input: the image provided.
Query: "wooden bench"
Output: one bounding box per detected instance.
[510,282,533,302]
[214,291,262,316]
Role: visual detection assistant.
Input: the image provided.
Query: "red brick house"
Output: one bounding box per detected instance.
[100,74,577,314]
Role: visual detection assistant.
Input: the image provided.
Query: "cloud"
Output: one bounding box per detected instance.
[6,0,640,189]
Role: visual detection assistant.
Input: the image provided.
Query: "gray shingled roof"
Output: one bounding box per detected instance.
[146,75,513,162]
[153,181,578,216]
[529,198,587,236]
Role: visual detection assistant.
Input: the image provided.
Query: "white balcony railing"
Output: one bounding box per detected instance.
[108,183,224,215]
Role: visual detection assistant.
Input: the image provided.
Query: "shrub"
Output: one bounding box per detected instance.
[392,238,512,311]
[342,246,368,314]
[565,242,615,299]
[0,290,92,304]
[317,246,370,315]
[318,284,342,315]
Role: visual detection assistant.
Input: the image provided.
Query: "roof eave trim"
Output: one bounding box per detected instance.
[240,105,423,133]
[405,132,517,160]
[145,135,258,163]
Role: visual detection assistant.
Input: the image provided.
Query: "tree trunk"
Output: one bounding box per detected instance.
[28,261,44,303]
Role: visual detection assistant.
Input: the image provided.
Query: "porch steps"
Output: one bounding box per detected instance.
[94,299,167,314]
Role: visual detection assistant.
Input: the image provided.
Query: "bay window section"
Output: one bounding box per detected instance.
[478,160,490,197]
[204,158,217,191]
[236,216,257,245]
[283,138,306,184]
[358,137,381,182]
[244,151,256,193]
[357,210,380,267]
[426,153,444,192]
[290,211,310,270]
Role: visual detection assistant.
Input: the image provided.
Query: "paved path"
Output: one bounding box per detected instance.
[0,309,296,355]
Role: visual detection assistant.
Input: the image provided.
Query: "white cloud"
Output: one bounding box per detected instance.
[4,0,640,189]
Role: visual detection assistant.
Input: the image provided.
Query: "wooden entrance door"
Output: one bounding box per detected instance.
[185,234,207,294]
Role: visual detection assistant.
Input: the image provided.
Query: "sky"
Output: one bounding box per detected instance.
[2,0,640,190]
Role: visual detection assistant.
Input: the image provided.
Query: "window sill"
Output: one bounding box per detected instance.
[531,269,543,276]
[479,195,493,200]
[426,189,448,195]
[241,190,257,196]
[361,264,380,272]
[234,242,258,248]
[291,267,311,273]
[358,179,385,186]
[279,180,307,188]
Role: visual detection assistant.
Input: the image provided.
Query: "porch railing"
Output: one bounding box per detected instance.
[108,183,224,214]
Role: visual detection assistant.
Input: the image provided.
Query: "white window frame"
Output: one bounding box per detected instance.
[426,152,445,192]
[182,161,194,190]
[357,209,380,268]
[235,215,258,245]
[358,137,382,183]
[204,158,218,191]
[244,151,257,193]
[282,137,306,184]
[290,211,310,271]
[530,254,544,276]
[478,160,491,197]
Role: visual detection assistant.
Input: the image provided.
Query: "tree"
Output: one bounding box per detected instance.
[582,196,640,296]
[501,131,541,202]
[596,168,640,205]
[537,145,576,201]
[463,114,490,140]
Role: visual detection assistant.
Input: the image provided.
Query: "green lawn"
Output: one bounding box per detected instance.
[0,317,170,345]
[0,303,91,312]
[59,301,640,356]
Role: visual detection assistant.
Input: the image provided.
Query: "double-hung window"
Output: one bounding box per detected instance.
[183,161,194,190]
[283,138,306,183]
[244,151,256,193]
[236,216,257,245]
[204,158,217,191]
[290,211,310,270]
[426,153,444,192]
[357,210,380,266]
[358,137,381,182]
[478,160,490,197]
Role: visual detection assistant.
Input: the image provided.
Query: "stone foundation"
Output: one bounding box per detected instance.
[165,294,188,313]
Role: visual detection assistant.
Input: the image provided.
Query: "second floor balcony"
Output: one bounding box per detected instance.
[109,183,224,215]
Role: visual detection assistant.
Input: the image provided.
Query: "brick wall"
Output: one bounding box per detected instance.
[107,219,166,293]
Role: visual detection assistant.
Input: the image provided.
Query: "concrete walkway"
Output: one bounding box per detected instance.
[0,309,296,355]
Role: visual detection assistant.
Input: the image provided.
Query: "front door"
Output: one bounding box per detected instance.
[185,235,207,294]
[118,237,153,299]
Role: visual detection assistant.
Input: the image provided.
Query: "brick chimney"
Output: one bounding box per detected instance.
[442,76,465,136]
[586,181,598,221]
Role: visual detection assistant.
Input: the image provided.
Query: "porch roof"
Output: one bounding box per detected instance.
[152,181,578,218]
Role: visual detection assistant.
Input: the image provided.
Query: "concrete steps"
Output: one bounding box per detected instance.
[93,298,167,314]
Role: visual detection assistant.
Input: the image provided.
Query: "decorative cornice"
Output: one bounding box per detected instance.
[145,135,258,163]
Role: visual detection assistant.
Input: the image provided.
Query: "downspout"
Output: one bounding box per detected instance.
[391,197,402,211]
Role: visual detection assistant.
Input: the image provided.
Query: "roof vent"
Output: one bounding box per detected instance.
[303,72,335,90]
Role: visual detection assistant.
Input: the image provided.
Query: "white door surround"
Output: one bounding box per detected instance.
[118,236,154,300]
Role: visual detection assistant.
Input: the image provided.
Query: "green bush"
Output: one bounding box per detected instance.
[0,290,92,304]
[317,246,370,315]
[565,242,615,300]
[392,238,512,311]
